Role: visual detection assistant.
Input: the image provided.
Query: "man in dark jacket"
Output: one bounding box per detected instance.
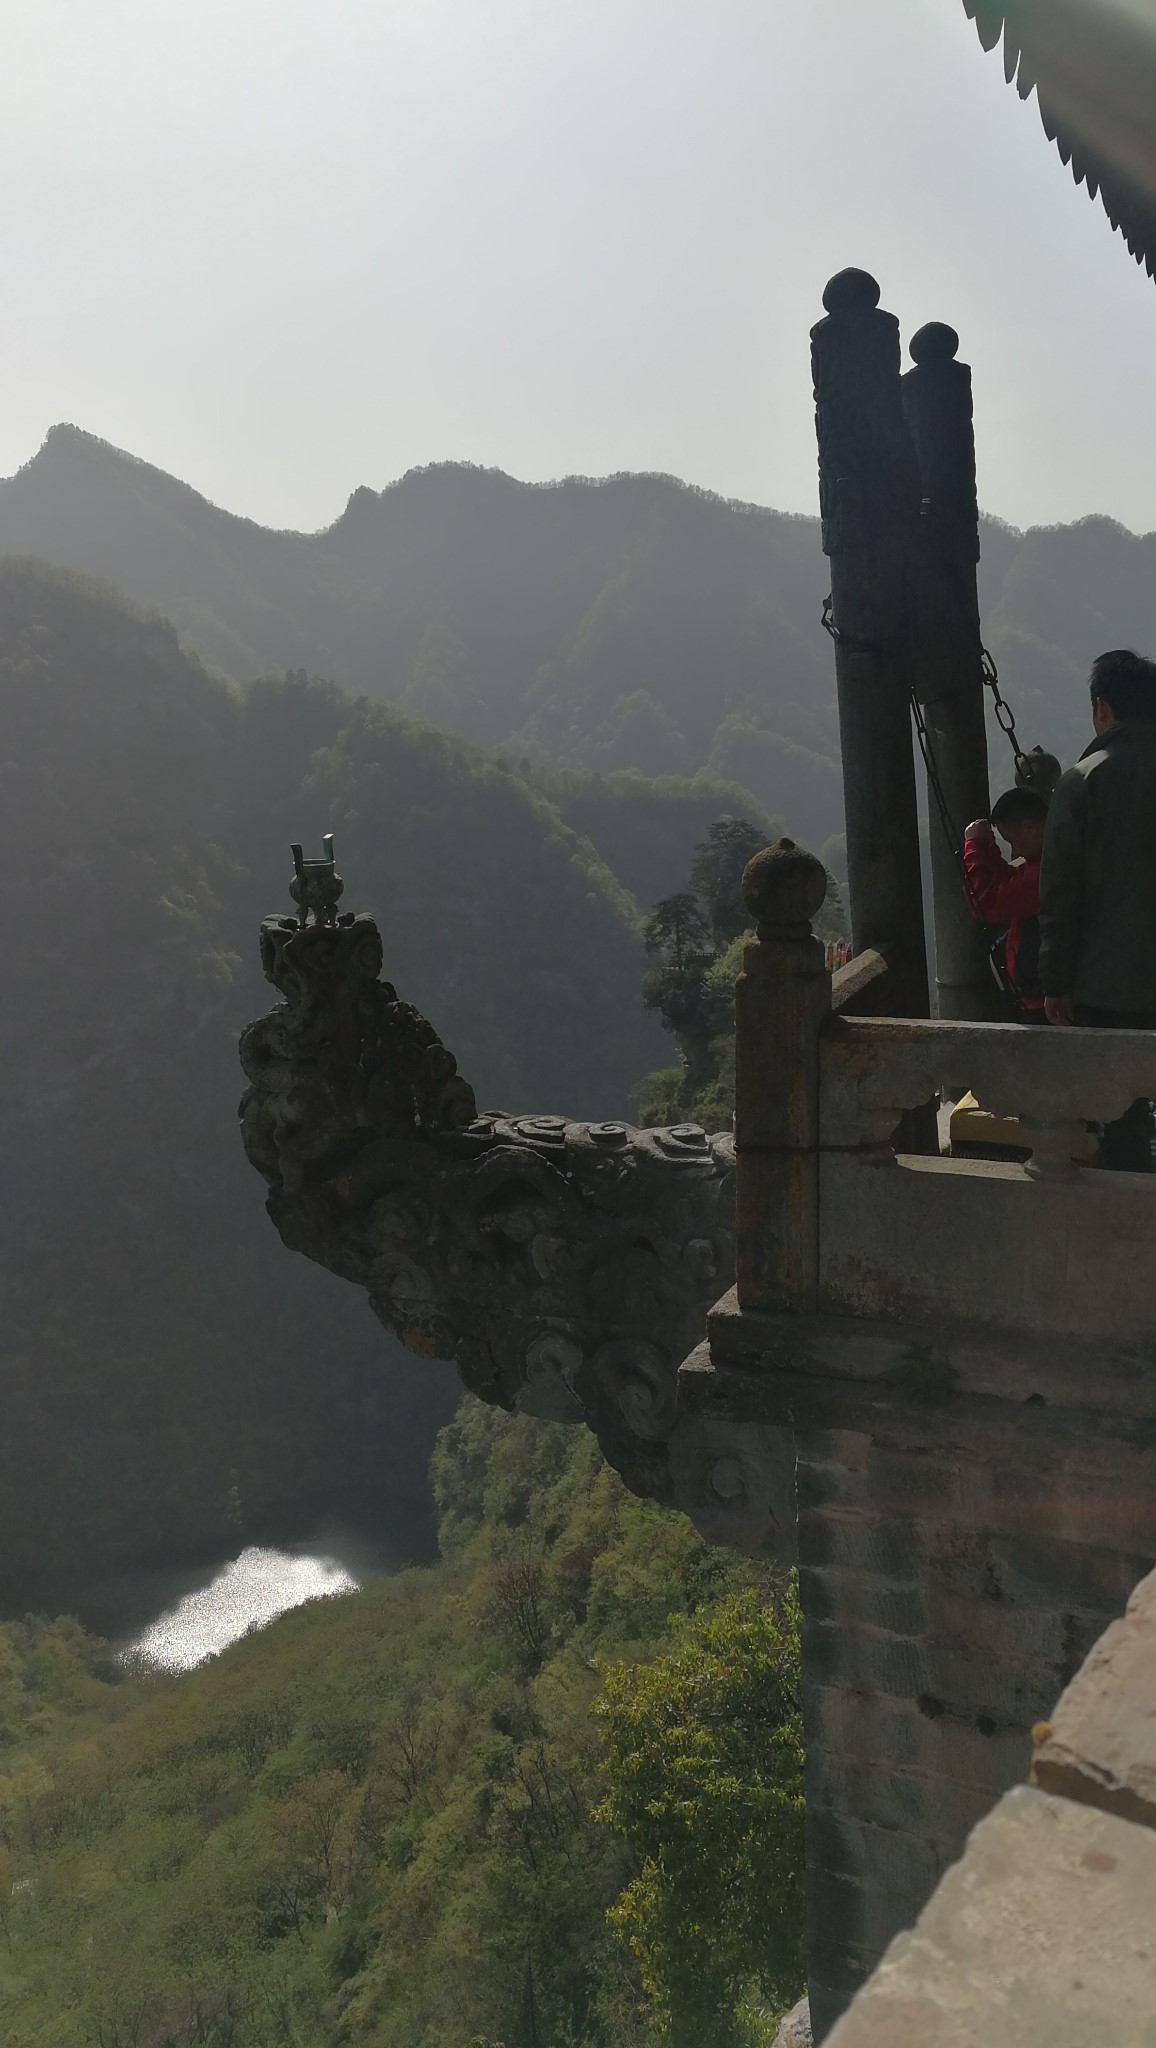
[1039,648,1156,1169]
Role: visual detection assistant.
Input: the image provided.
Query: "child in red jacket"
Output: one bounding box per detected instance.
[963,788,1049,1017]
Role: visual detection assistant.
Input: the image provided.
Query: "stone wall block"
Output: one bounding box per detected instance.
[816,1755,1000,1846]
[807,1925,883,2044]
[806,1616,1074,1726]
[798,1506,933,1580]
[799,1565,926,1638]
[805,1803,942,1902]
[806,1681,1031,1794]
[795,1446,965,1519]
[987,1531,1156,1620]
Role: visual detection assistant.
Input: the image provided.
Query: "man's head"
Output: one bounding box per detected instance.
[1089,649,1156,731]
[991,786,1048,863]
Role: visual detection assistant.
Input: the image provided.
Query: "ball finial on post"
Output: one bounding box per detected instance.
[821,268,882,315]
[908,322,960,366]
[741,838,829,940]
[734,839,830,1317]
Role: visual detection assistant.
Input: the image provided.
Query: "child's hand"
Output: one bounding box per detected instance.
[964,818,994,840]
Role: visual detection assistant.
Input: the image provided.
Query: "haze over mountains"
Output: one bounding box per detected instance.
[10,424,1156,846]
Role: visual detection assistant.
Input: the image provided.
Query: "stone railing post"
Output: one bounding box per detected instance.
[734,840,830,1314]
[901,321,997,1022]
[811,268,929,1020]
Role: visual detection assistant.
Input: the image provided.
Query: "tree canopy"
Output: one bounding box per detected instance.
[0,1402,803,2048]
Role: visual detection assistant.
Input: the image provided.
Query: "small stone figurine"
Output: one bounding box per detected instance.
[289,835,344,928]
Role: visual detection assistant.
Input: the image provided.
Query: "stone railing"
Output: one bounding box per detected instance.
[824,1559,1156,2043]
[683,840,1156,2038]
[731,839,1156,1344]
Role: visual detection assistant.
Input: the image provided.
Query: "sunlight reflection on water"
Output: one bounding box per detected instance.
[129,1547,360,1670]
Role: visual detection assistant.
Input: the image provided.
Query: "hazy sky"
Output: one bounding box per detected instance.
[3,0,1154,533]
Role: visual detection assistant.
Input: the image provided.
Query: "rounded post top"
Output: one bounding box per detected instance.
[742,838,828,935]
[909,321,960,365]
[821,268,881,314]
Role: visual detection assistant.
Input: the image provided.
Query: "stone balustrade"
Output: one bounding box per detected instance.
[680,839,1156,2037]
[817,1012,1156,1339]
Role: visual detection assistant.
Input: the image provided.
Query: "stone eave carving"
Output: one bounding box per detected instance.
[238,909,764,1528]
[960,0,1156,280]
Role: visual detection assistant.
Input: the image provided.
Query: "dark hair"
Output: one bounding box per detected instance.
[1089,649,1156,723]
[991,787,1048,829]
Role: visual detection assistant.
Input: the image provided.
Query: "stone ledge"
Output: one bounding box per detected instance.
[690,1287,1156,1424]
[1031,1565,1156,1830]
[823,1784,1156,2046]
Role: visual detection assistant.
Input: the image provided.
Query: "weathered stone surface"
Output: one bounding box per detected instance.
[820,1012,1156,1144]
[816,1145,1156,1340]
[734,841,829,1316]
[668,1349,796,1555]
[823,1786,1156,2046]
[1032,1564,1156,1829]
[239,911,736,1516]
[770,1995,812,2048]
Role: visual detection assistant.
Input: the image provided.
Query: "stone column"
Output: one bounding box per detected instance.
[733,840,830,1315]
[901,322,997,1022]
[811,269,929,1021]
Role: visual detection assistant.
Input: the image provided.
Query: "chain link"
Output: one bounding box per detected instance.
[824,596,1033,777]
[981,645,1032,776]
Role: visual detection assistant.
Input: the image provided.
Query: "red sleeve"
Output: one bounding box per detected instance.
[962,837,1040,922]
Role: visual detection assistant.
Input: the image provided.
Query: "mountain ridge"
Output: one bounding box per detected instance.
[4,425,1156,845]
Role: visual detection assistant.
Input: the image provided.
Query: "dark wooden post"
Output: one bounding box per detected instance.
[902,322,998,1021]
[811,269,929,1020]
[733,840,830,1315]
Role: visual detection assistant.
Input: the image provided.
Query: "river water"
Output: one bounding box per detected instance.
[126,1543,363,1671]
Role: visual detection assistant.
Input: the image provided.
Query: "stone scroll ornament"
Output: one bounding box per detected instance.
[238,841,744,1517]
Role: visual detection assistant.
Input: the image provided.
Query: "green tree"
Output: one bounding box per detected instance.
[640,892,715,1087]
[635,818,848,1131]
[594,1584,805,2047]
[642,892,710,977]
[688,818,770,952]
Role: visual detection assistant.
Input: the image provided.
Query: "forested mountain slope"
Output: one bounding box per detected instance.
[0,1401,804,2048]
[0,431,840,839]
[3,428,1154,846]
[0,560,769,1613]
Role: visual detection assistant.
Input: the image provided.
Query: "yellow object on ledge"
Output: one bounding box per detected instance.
[948,1091,1029,1157]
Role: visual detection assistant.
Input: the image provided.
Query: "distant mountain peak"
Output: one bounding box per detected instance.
[30,422,146,469]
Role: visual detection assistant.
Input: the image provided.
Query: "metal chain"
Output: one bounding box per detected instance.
[820,592,1023,1008]
[823,595,1034,780]
[907,684,990,929]
[981,645,1033,778]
